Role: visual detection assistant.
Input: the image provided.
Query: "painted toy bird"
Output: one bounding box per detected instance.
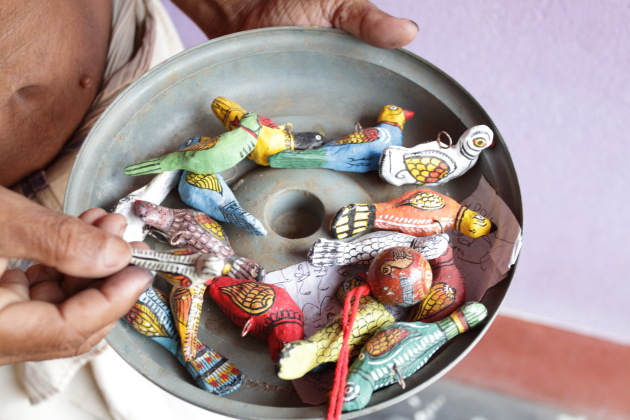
[132,200,265,282]
[130,200,264,361]
[176,137,267,236]
[342,302,488,412]
[205,276,304,362]
[268,105,414,173]
[330,189,495,240]
[406,243,466,323]
[307,231,449,267]
[211,96,325,165]
[124,286,243,395]
[379,125,493,186]
[276,275,395,380]
[124,112,262,176]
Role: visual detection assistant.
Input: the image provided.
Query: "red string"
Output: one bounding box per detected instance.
[326,284,371,420]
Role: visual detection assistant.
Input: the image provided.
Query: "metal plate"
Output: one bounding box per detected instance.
[65,27,522,419]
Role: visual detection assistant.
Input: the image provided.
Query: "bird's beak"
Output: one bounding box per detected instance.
[404,110,415,120]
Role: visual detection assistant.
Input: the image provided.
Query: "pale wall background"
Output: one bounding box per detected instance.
[162,0,630,345]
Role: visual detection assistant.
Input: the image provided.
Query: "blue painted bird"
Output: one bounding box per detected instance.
[176,137,267,236]
[124,112,262,176]
[268,105,414,173]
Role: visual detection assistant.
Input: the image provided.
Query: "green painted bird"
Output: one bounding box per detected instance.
[124,112,262,176]
[268,105,414,173]
[342,302,488,412]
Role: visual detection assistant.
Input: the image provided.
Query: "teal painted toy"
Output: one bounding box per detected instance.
[268,105,414,173]
[342,302,488,412]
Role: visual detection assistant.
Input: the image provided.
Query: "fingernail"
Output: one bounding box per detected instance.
[103,238,132,269]
[118,221,128,237]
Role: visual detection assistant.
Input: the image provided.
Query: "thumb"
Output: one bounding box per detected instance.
[332,1,419,49]
[0,187,131,277]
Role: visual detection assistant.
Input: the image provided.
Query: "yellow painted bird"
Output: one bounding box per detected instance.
[210,96,325,165]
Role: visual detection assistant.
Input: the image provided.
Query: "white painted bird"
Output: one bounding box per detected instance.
[379,125,493,186]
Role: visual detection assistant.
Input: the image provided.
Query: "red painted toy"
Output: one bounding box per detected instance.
[366,246,433,307]
[205,276,304,361]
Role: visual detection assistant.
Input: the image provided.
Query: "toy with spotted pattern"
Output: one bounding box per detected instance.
[133,200,265,281]
[123,286,242,395]
[210,96,325,165]
[330,189,495,240]
[407,244,466,323]
[342,302,488,412]
[276,275,396,380]
[307,231,449,267]
[205,276,304,361]
[379,125,493,186]
[268,105,414,173]
[177,136,266,236]
[124,112,262,176]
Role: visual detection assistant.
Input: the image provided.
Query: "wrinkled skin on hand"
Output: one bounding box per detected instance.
[173,0,418,49]
[0,190,153,365]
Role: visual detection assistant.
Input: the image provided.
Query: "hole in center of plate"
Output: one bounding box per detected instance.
[266,189,324,239]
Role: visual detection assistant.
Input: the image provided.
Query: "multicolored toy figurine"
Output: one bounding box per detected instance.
[124,112,262,176]
[342,302,488,412]
[366,246,432,307]
[176,137,267,236]
[124,287,242,395]
[407,244,466,323]
[131,200,264,361]
[210,96,325,165]
[379,125,493,186]
[268,105,414,173]
[276,275,395,380]
[205,276,304,361]
[133,200,265,281]
[330,189,495,240]
[307,231,448,267]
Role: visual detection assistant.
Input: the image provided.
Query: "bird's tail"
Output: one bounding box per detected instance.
[330,203,376,239]
[124,157,166,176]
[220,201,267,236]
[268,148,326,169]
[275,339,319,380]
[307,238,350,266]
[178,340,243,395]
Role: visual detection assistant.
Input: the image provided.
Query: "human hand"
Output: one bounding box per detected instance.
[172,0,418,49]
[0,188,153,364]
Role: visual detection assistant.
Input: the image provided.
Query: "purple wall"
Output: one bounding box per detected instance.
[161,1,630,345]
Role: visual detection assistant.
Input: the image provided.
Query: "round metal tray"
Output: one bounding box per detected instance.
[65,27,522,419]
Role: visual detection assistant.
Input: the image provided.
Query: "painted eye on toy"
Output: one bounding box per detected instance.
[388,105,398,110]
[473,137,487,148]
